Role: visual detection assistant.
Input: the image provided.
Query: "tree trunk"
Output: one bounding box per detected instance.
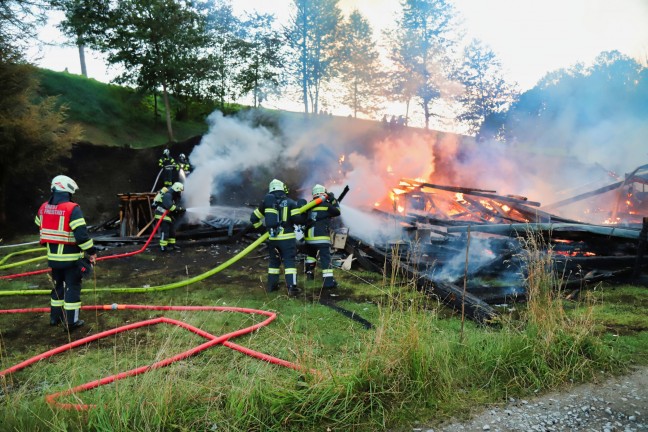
[153,89,158,122]
[161,81,174,142]
[77,42,87,78]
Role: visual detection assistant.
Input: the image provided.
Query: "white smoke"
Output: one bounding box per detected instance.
[183,111,282,221]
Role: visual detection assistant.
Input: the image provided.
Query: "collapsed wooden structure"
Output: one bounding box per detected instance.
[101,165,647,323]
[344,170,648,322]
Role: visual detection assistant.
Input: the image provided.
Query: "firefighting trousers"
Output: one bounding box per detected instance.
[305,242,336,288]
[50,264,82,325]
[159,219,177,248]
[267,238,297,290]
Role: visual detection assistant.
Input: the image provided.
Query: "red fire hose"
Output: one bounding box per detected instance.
[0,304,317,410]
[1,211,168,280]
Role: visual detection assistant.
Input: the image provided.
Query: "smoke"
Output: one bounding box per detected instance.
[181,95,645,280]
[183,111,283,222]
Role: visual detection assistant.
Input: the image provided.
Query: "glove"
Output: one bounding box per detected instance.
[86,253,97,265]
[78,257,94,279]
[327,192,335,200]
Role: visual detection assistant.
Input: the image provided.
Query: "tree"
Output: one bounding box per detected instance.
[0,51,81,228]
[0,1,80,230]
[94,0,211,142]
[390,0,458,129]
[54,0,111,78]
[286,0,342,114]
[201,1,245,111]
[236,12,284,108]
[491,51,646,151]
[337,9,383,118]
[452,39,517,135]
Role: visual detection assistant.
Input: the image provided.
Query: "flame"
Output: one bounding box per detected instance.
[479,199,494,211]
[339,154,345,164]
[501,204,511,212]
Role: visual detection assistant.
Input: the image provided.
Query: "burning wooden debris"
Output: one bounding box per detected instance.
[345,169,648,323]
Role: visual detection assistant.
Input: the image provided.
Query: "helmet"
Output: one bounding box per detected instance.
[171,182,184,193]
[269,179,286,193]
[51,175,79,194]
[163,148,170,157]
[312,184,327,197]
[179,153,187,163]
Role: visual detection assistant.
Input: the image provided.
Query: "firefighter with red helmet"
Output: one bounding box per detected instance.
[250,179,306,296]
[304,184,341,289]
[154,181,185,252]
[35,175,97,331]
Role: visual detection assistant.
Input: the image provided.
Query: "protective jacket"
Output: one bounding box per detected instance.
[250,191,305,240]
[304,196,341,244]
[178,162,192,175]
[154,188,181,222]
[152,186,169,208]
[35,191,96,267]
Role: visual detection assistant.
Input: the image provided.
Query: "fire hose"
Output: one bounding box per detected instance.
[0,211,169,280]
[0,199,330,410]
[0,304,318,410]
[0,198,325,295]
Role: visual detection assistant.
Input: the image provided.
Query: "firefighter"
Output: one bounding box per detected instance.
[250,179,305,296]
[151,185,169,209]
[177,153,192,176]
[158,148,178,187]
[304,184,341,289]
[35,175,97,331]
[154,182,185,252]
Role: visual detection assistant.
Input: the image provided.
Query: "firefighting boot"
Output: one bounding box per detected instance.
[63,309,85,331]
[50,306,64,326]
[323,277,338,290]
[267,273,280,293]
[305,263,316,280]
[287,285,302,297]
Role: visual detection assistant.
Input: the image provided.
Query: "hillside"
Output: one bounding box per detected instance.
[36,69,210,148]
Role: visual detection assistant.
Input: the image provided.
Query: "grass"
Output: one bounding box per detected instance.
[35,69,215,148]
[0,235,646,431]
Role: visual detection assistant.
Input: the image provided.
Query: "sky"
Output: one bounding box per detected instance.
[29,0,648,97]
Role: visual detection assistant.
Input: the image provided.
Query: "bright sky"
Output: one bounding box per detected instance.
[29,0,648,91]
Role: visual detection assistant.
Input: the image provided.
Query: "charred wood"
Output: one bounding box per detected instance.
[633,217,648,278]
[344,235,498,323]
[403,179,542,207]
[446,223,641,240]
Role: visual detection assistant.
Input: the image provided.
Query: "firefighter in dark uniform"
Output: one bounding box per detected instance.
[304,184,341,289]
[35,175,97,330]
[250,179,305,296]
[158,148,178,187]
[177,153,192,176]
[154,182,185,252]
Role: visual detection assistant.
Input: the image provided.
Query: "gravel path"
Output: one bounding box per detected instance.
[418,366,647,432]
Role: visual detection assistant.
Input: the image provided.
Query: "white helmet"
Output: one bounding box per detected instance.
[163,148,170,157]
[269,179,286,193]
[312,184,327,197]
[171,182,184,192]
[51,175,79,194]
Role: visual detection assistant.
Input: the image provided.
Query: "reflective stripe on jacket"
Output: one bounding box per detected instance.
[37,201,78,244]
